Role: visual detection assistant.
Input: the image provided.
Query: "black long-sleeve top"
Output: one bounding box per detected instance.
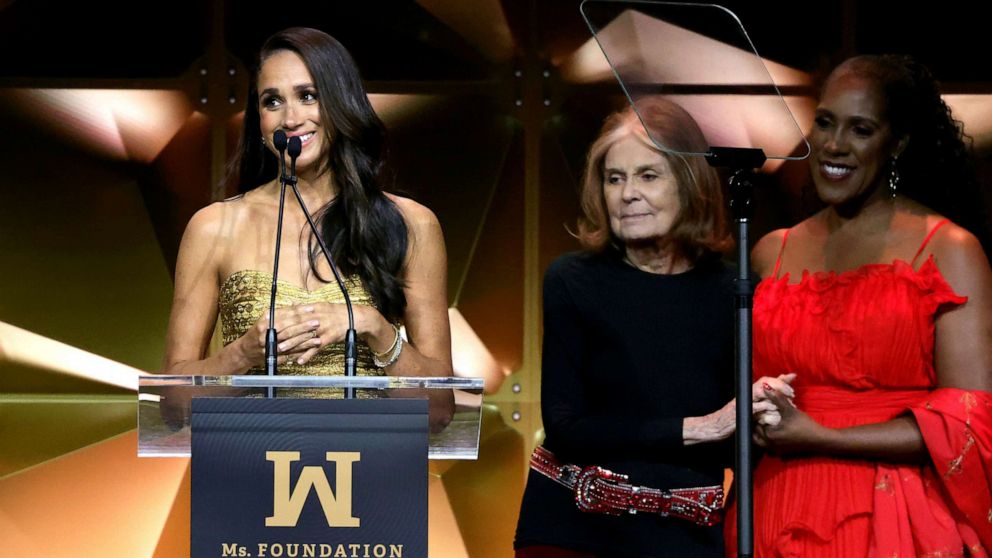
[514,250,736,557]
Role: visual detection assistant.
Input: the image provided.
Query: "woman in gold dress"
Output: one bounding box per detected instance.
[161,28,452,415]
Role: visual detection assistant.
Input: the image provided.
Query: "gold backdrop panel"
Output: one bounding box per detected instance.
[0,431,189,556]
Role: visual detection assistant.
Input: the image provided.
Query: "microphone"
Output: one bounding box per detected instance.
[287,134,301,160]
[273,130,288,187]
[273,129,288,154]
[284,135,359,398]
[264,130,291,397]
[273,129,291,195]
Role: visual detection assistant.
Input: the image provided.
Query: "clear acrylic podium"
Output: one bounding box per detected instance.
[137,375,484,460]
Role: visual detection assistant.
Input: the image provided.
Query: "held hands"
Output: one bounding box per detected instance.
[682,374,797,445]
[752,373,797,427]
[753,376,834,455]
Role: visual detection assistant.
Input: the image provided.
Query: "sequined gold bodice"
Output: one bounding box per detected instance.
[219,270,383,385]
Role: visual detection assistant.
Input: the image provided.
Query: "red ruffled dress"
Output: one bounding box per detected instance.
[727,220,992,558]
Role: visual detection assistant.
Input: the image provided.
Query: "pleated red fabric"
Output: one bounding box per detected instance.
[727,220,991,557]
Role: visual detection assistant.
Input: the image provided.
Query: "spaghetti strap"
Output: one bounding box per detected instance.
[772,228,792,279]
[911,218,951,266]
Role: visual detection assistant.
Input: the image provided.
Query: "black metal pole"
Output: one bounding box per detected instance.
[264,130,291,399]
[733,191,754,558]
[286,180,358,400]
[264,178,288,399]
[707,148,764,558]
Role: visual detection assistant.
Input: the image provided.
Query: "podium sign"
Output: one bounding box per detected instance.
[191,398,427,558]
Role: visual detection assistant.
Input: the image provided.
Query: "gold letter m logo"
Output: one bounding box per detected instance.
[265,451,361,528]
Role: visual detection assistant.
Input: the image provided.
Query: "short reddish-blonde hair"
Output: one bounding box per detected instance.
[576,97,732,262]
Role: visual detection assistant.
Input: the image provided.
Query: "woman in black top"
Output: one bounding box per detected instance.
[514,98,793,557]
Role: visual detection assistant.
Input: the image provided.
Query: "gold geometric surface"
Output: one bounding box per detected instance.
[434,405,526,558]
[0,431,189,557]
[429,475,471,557]
[152,463,192,558]
[449,308,506,394]
[0,133,174,373]
[0,395,134,478]
[0,91,189,556]
[416,0,514,63]
[0,321,146,393]
[0,89,194,164]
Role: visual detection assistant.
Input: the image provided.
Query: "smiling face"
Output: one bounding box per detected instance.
[256,50,327,175]
[603,135,683,247]
[810,70,907,208]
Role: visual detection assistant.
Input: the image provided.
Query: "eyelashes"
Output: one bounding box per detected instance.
[259,91,318,110]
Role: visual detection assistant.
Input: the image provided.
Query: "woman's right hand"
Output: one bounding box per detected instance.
[231,304,325,369]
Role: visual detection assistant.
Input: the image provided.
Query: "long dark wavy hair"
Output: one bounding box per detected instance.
[227,27,408,321]
[837,55,989,251]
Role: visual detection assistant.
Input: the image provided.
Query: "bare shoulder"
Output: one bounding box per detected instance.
[386,194,446,276]
[184,197,252,244]
[386,194,443,247]
[184,201,227,243]
[387,194,440,229]
[924,216,983,260]
[927,217,979,249]
[751,227,790,278]
[927,219,992,290]
[177,197,259,281]
[921,216,992,391]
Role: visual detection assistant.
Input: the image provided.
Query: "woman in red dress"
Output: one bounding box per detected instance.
[732,55,992,557]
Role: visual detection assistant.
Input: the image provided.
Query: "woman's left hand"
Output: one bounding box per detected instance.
[290,301,345,366]
[682,374,796,445]
[753,388,835,454]
[290,302,391,366]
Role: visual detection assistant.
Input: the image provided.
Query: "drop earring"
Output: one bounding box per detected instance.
[888,156,900,198]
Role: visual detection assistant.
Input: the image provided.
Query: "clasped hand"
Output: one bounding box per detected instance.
[235,302,358,368]
[684,374,796,445]
[753,373,833,454]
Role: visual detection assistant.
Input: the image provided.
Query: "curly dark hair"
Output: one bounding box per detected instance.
[838,55,989,248]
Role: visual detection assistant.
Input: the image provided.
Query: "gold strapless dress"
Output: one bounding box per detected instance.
[218,269,386,397]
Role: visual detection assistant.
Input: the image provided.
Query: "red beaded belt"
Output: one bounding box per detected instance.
[529,445,724,527]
